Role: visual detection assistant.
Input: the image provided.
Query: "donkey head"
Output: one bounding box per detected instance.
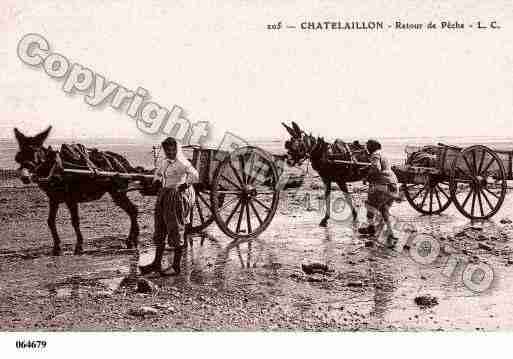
[13,126,52,184]
[282,121,312,166]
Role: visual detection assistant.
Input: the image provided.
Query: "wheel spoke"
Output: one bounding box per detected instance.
[434,187,443,209]
[471,151,478,176]
[480,188,494,211]
[225,198,242,227]
[249,199,263,225]
[420,187,429,208]
[477,150,486,175]
[221,174,242,190]
[236,200,245,233]
[456,166,473,179]
[463,155,475,176]
[249,163,265,185]
[470,190,477,217]
[461,187,474,209]
[476,189,484,217]
[229,161,244,187]
[481,157,495,174]
[436,184,450,200]
[239,154,247,185]
[253,197,271,211]
[483,186,500,199]
[246,152,256,185]
[197,191,212,212]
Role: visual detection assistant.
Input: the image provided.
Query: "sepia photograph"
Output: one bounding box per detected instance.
[1,1,513,357]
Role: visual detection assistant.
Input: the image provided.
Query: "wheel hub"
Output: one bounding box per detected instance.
[242,185,257,198]
[473,175,490,187]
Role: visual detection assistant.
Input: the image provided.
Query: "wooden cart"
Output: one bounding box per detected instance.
[325,141,510,220]
[182,145,282,239]
[393,143,510,220]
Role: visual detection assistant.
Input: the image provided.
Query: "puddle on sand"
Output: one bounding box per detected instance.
[44,275,131,299]
[98,277,126,292]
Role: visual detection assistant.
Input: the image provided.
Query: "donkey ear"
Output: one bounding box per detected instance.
[282,123,297,138]
[14,128,27,144]
[291,122,302,137]
[34,126,52,144]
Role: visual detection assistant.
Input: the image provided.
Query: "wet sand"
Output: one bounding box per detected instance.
[1,174,513,331]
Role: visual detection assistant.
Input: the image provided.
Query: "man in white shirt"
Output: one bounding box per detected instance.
[140,137,199,276]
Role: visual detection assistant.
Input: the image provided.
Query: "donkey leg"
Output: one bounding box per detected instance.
[110,192,139,249]
[48,199,61,256]
[337,181,358,221]
[320,180,331,227]
[65,201,84,255]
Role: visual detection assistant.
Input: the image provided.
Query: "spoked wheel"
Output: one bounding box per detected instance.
[211,146,280,240]
[450,145,507,220]
[187,185,217,233]
[404,177,452,215]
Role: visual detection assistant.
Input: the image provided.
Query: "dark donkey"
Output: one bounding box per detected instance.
[282,122,370,227]
[13,126,139,255]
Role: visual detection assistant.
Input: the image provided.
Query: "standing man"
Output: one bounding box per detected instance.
[358,139,400,247]
[140,137,199,276]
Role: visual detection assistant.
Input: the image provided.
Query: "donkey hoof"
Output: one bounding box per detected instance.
[52,248,61,256]
[319,219,328,227]
[74,247,83,255]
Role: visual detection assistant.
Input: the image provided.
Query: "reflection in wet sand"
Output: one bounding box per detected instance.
[368,248,398,322]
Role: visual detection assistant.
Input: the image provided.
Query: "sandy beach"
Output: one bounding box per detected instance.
[1,166,513,331]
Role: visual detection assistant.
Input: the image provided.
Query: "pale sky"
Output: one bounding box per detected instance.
[2,0,513,143]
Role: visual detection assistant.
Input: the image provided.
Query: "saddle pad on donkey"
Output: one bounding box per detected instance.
[331,139,367,161]
[59,143,134,173]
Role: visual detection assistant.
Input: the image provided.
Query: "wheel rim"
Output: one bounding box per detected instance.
[450,145,507,220]
[404,178,452,215]
[211,146,280,239]
[188,186,216,233]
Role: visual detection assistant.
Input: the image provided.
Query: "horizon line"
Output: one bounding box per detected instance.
[2,134,513,141]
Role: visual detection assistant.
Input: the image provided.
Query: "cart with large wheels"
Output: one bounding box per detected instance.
[393,143,509,220]
[182,145,281,239]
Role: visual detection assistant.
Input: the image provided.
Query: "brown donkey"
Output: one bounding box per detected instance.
[13,126,140,255]
[282,122,370,227]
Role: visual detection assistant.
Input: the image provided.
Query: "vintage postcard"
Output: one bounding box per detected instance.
[1,0,512,356]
